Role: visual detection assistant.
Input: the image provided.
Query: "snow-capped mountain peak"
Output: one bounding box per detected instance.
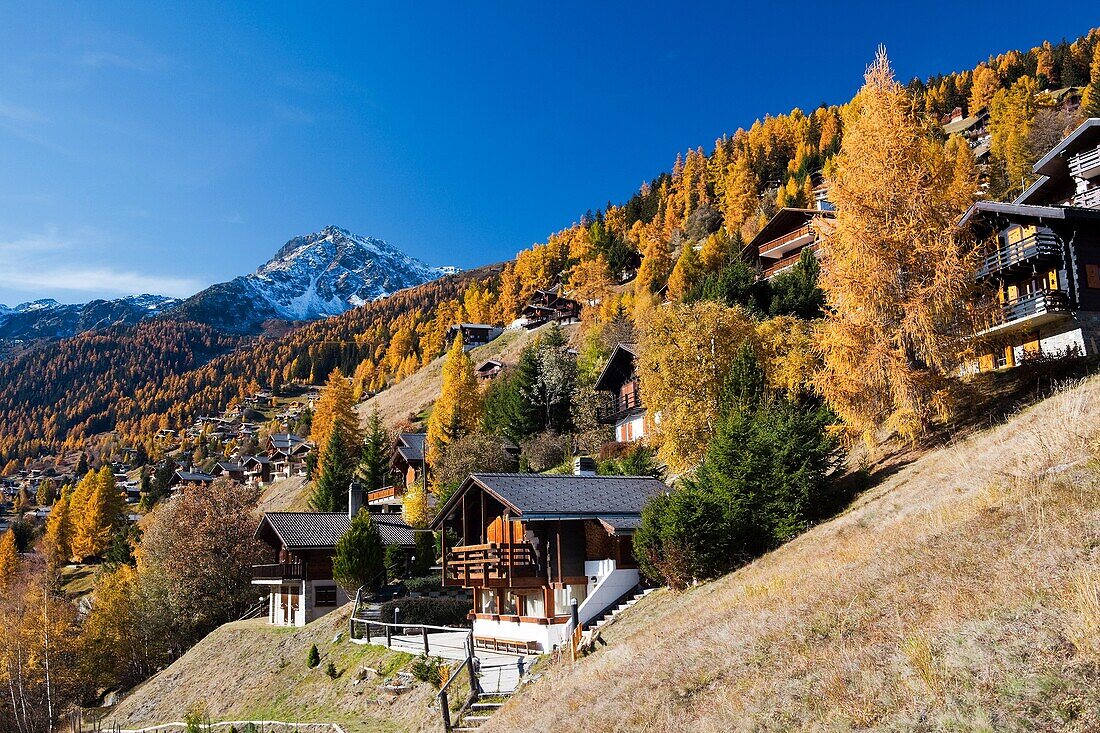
[166,226,456,333]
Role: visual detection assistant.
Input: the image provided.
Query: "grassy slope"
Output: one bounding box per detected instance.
[99,607,441,733]
[356,322,578,428]
[484,376,1100,732]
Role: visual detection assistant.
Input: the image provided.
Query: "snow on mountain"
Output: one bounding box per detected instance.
[0,295,180,342]
[167,225,455,334]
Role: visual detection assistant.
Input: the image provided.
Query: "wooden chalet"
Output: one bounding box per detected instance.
[241,455,272,486]
[252,492,416,626]
[211,461,246,482]
[475,359,504,381]
[392,433,427,489]
[521,286,581,329]
[268,433,312,481]
[747,206,834,280]
[429,470,665,653]
[168,469,214,489]
[594,343,646,443]
[962,118,1100,370]
[446,323,503,350]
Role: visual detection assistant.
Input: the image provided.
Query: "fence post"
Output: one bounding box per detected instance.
[385,623,391,647]
[422,626,429,656]
[365,622,371,643]
[440,690,452,732]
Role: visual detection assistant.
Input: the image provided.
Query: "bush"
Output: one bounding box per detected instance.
[411,655,448,687]
[432,432,518,496]
[520,431,567,473]
[325,661,338,678]
[404,573,444,594]
[332,509,385,592]
[379,597,470,627]
[307,643,320,668]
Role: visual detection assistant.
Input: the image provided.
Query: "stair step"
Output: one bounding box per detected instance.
[463,715,492,722]
[471,702,503,709]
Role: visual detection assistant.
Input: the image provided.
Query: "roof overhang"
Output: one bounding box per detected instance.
[1033,118,1100,176]
[593,343,638,392]
[428,475,521,530]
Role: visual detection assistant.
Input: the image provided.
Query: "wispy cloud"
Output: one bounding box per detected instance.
[79,50,168,73]
[0,98,45,124]
[0,229,200,299]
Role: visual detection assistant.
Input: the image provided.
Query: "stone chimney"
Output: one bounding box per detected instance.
[348,481,364,518]
[573,456,597,477]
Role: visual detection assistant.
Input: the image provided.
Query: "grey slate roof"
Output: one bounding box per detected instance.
[258,512,415,548]
[396,433,426,462]
[431,473,667,528]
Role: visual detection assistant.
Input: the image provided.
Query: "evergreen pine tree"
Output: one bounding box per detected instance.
[358,410,390,493]
[768,246,825,319]
[332,509,386,592]
[310,423,355,512]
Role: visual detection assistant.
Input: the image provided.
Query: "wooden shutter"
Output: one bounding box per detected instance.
[1004,344,1016,368]
[1087,263,1100,289]
[979,353,994,371]
[1048,269,1059,290]
[1007,284,1019,301]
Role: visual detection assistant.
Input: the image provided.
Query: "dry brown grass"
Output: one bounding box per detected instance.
[99,606,441,733]
[483,376,1100,732]
[357,322,576,428]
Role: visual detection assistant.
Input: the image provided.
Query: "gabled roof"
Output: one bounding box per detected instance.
[395,433,426,463]
[173,470,213,483]
[257,511,415,549]
[959,200,1100,231]
[429,473,667,529]
[594,343,638,392]
[1033,118,1100,177]
[475,359,503,372]
[214,461,244,472]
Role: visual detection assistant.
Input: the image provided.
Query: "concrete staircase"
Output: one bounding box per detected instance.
[589,587,655,632]
[452,692,512,731]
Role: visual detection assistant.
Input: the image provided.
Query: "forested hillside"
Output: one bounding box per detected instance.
[0,28,1097,467]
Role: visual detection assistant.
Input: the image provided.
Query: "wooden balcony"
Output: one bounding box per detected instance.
[444,543,540,587]
[1069,145,1100,180]
[981,289,1071,336]
[758,224,815,259]
[763,245,816,278]
[1072,186,1100,210]
[597,385,643,424]
[368,485,404,503]
[976,230,1061,279]
[251,562,305,583]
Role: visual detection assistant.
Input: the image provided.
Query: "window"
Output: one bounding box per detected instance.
[553,585,588,616]
[315,585,337,607]
[1087,264,1100,289]
[500,591,519,615]
[477,588,497,614]
[522,590,545,618]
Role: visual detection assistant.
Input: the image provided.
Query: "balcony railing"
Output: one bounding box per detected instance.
[1069,145,1100,179]
[444,543,539,586]
[758,224,814,259]
[251,562,305,582]
[597,385,643,424]
[763,244,819,278]
[1072,186,1100,210]
[976,231,1061,279]
[993,289,1071,328]
[368,485,403,503]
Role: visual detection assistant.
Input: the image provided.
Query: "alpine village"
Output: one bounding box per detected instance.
[6,24,1100,733]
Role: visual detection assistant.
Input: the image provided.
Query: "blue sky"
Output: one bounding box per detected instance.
[0,2,1097,305]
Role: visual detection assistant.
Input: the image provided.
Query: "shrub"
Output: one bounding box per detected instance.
[520,431,567,473]
[332,509,385,592]
[307,643,320,668]
[379,597,470,627]
[325,661,338,678]
[432,432,518,496]
[411,655,448,687]
[404,573,444,594]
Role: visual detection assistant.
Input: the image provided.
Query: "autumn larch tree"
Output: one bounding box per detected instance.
[310,368,364,470]
[1082,42,1100,120]
[425,334,482,476]
[814,48,980,443]
[71,466,124,560]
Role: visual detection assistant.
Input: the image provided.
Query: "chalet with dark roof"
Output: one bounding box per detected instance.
[429,469,666,652]
[962,118,1100,370]
[521,286,581,328]
[211,461,245,482]
[747,206,835,280]
[168,469,213,489]
[252,497,416,627]
[447,323,503,350]
[475,359,504,381]
[392,433,427,490]
[594,343,646,443]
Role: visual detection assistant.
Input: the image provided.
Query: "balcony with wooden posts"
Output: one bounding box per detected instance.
[763,243,819,279]
[1072,186,1100,210]
[980,289,1072,336]
[443,542,540,588]
[368,485,404,504]
[758,224,815,259]
[597,383,643,424]
[251,561,305,584]
[1069,144,1100,180]
[976,230,1061,279]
